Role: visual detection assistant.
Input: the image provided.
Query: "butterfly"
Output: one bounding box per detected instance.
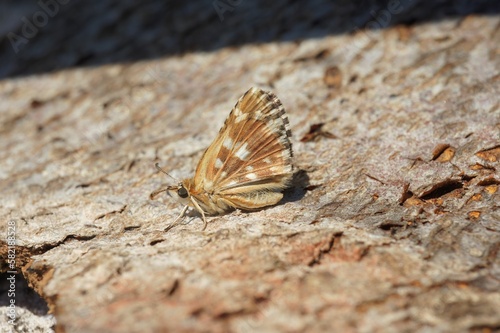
[150,87,294,231]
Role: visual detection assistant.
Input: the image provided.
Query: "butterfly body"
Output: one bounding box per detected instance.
[151,88,294,230]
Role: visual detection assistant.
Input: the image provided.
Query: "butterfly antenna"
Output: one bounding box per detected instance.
[155,163,177,181]
[150,187,168,200]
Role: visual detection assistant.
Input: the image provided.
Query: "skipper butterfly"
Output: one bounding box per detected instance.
[151,88,294,230]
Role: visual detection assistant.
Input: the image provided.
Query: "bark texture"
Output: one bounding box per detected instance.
[0,1,499,332]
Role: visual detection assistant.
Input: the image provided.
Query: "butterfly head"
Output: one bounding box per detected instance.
[150,163,192,205]
[150,180,194,204]
[165,182,192,206]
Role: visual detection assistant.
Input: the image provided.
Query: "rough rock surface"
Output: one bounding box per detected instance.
[0,1,499,332]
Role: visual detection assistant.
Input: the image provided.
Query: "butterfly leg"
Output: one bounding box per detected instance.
[190,197,208,231]
[200,210,207,231]
[165,205,189,232]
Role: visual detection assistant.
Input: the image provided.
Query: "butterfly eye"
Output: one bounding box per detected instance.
[177,187,189,198]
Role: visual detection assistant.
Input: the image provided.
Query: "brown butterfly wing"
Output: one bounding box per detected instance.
[192,87,293,210]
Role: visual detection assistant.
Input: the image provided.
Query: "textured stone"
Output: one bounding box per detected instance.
[0,1,499,332]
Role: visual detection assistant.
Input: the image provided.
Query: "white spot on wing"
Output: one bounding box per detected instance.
[235,113,247,123]
[246,173,257,180]
[223,137,233,149]
[215,158,223,169]
[235,143,250,161]
[263,157,272,164]
[234,106,242,116]
[245,165,254,171]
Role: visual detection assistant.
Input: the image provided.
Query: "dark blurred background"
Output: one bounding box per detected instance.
[0,0,498,79]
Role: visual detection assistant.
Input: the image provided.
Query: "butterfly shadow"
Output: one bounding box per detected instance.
[280,169,311,205]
